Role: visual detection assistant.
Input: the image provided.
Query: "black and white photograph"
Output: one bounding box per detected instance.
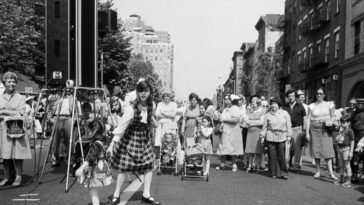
[0,0,364,204]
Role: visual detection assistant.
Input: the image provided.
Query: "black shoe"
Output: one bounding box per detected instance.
[51,161,60,167]
[141,195,161,205]
[110,196,120,205]
[281,176,288,180]
[351,175,359,184]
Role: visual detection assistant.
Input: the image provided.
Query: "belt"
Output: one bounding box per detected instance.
[58,114,71,117]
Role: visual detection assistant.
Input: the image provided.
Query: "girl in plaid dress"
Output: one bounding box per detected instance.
[107,81,161,205]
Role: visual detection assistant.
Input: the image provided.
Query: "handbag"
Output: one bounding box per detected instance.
[77,141,113,188]
[324,102,335,135]
[5,116,25,139]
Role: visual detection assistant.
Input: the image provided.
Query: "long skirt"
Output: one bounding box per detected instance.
[245,126,264,154]
[110,122,154,173]
[217,123,244,155]
[309,121,335,159]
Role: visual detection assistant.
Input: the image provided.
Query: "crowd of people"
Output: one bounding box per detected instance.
[1,71,364,205]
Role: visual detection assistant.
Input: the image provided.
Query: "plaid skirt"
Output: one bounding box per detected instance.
[110,122,154,173]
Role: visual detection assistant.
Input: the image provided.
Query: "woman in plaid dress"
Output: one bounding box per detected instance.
[107,81,161,205]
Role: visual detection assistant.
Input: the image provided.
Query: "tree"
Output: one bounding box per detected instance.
[128,54,163,102]
[98,0,133,95]
[254,47,283,99]
[0,0,45,84]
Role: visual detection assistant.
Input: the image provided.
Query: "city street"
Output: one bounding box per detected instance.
[0,139,363,205]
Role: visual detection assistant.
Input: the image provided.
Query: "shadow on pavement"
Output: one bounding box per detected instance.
[127,190,143,202]
[354,186,364,202]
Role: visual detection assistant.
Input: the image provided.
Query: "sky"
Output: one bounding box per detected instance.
[113,0,285,100]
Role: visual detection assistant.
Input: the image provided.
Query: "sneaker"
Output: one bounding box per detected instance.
[329,173,338,181]
[313,172,320,179]
[342,181,352,188]
[12,176,22,187]
[0,178,10,187]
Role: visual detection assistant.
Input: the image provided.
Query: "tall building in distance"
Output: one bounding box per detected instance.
[122,14,174,91]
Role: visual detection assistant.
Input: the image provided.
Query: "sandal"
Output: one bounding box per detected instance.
[141,195,161,205]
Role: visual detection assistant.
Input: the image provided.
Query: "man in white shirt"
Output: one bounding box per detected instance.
[51,88,75,167]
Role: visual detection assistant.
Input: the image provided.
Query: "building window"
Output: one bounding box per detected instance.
[325,38,330,62]
[354,21,361,55]
[309,46,313,66]
[310,13,314,29]
[303,50,307,63]
[327,0,331,20]
[54,40,60,57]
[317,42,321,54]
[336,0,340,13]
[54,1,60,19]
[334,32,339,59]
[297,53,301,65]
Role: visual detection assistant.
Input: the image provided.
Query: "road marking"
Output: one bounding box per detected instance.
[118,174,144,205]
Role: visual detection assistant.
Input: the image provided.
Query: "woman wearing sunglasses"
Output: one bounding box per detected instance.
[306,87,337,181]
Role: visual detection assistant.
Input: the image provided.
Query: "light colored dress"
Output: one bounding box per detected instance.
[197,126,213,154]
[184,105,199,147]
[217,105,244,155]
[0,92,30,159]
[245,107,265,154]
[155,101,177,147]
[308,101,335,159]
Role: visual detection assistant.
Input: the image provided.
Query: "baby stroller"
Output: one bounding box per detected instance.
[181,134,209,182]
[157,132,179,175]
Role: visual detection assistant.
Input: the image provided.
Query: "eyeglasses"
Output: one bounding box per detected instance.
[316,93,324,95]
[349,103,356,105]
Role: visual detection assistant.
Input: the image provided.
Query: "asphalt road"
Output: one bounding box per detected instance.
[0,139,364,205]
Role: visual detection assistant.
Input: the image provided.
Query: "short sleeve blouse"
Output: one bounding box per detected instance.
[308,101,334,121]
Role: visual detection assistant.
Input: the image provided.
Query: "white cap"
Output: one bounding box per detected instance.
[230,94,240,101]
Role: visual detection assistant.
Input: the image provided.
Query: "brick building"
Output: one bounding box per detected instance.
[341,0,364,105]
[283,0,346,105]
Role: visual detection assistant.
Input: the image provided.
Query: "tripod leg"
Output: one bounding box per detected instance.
[65,88,77,193]
[32,129,37,178]
[38,91,65,184]
[76,117,84,163]
[37,93,49,175]
[38,117,60,184]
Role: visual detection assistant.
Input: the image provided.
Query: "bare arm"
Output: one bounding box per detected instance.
[306,109,311,140]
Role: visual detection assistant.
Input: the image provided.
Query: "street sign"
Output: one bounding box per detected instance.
[25,87,33,93]
[52,71,62,79]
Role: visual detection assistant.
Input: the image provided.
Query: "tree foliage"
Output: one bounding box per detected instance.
[0,0,45,84]
[128,54,163,102]
[98,0,133,96]
[254,48,283,99]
